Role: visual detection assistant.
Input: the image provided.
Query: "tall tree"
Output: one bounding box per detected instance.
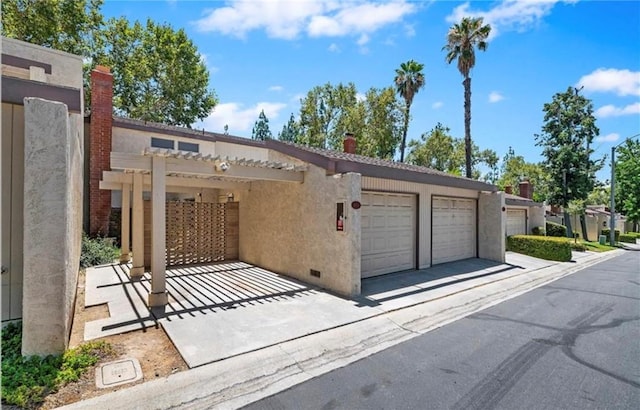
[359,87,403,159]
[614,139,640,230]
[252,109,273,141]
[443,17,491,178]
[535,86,603,235]
[394,60,425,162]
[278,113,300,142]
[497,147,550,203]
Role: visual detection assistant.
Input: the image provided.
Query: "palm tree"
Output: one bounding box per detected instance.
[443,17,491,178]
[395,60,425,162]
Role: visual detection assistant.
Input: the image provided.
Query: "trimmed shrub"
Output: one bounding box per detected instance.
[619,234,638,243]
[569,241,588,252]
[601,228,620,243]
[80,233,119,268]
[546,221,567,237]
[532,226,546,236]
[507,235,572,262]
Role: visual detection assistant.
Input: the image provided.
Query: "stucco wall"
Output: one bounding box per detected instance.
[22,98,83,355]
[1,37,83,89]
[478,191,506,263]
[239,165,361,297]
[529,206,546,234]
[361,176,483,268]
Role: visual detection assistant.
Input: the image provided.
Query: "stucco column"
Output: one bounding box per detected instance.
[149,156,168,307]
[130,173,144,277]
[119,183,131,263]
[478,191,506,263]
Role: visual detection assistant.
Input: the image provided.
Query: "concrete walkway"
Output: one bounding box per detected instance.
[70,249,625,410]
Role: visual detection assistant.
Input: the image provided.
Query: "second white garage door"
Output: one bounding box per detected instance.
[506,209,527,236]
[432,197,476,265]
[361,192,416,278]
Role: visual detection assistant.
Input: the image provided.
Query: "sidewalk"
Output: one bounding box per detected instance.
[61,249,624,410]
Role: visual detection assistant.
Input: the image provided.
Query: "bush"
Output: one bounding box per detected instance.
[532,226,546,236]
[80,233,119,268]
[507,235,572,262]
[546,221,567,237]
[601,228,620,243]
[569,241,588,252]
[1,322,113,408]
[619,234,639,243]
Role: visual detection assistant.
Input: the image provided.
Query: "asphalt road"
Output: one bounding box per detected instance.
[243,251,640,410]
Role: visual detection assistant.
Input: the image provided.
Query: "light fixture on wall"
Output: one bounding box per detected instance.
[217,161,230,172]
[227,193,234,202]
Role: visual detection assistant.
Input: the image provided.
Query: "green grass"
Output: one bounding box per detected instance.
[578,240,617,252]
[1,322,114,409]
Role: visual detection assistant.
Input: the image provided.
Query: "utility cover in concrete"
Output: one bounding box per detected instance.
[95,358,142,389]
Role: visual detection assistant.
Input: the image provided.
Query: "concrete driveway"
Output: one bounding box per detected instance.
[83,255,551,368]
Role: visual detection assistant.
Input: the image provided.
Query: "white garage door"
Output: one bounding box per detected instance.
[361,192,416,278]
[506,209,527,236]
[432,197,476,265]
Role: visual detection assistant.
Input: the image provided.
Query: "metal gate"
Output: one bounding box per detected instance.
[144,201,239,267]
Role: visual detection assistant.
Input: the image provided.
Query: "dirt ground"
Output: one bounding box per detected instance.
[40,270,188,409]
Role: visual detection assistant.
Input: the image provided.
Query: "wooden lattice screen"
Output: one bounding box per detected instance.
[144,201,239,267]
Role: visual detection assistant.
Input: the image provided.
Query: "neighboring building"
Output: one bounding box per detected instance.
[504,181,545,236]
[1,37,84,355]
[88,67,506,303]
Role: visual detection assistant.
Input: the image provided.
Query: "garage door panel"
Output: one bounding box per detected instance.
[507,209,526,236]
[432,197,476,265]
[361,192,416,278]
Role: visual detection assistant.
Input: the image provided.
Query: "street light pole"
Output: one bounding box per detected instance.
[610,133,640,245]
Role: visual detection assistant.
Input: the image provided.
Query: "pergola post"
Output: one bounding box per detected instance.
[119,183,131,263]
[130,173,144,277]
[149,156,168,307]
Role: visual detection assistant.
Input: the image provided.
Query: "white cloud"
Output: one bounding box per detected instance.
[356,33,370,46]
[199,53,219,74]
[356,93,366,102]
[432,101,443,109]
[488,91,504,103]
[595,133,620,143]
[195,102,287,134]
[595,102,640,118]
[577,68,640,97]
[446,0,574,39]
[193,0,416,44]
[328,43,340,52]
[268,85,284,92]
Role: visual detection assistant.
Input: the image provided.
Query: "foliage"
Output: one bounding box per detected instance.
[406,122,498,179]
[2,0,217,127]
[278,113,299,142]
[546,221,567,237]
[497,146,550,202]
[569,240,587,252]
[394,60,425,162]
[252,109,272,141]
[443,16,491,178]
[535,87,603,207]
[586,184,610,205]
[296,83,403,159]
[80,233,119,268]
[532,226,546,236]
[614,139,640,224]
[507,235,572,262]
[601,228,620,243]
[619,233,639,244]
[1,322,113,408]
[1,0,104,56]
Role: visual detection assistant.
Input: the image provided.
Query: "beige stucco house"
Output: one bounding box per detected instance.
[504,181,545,236]
[88,68,506,305]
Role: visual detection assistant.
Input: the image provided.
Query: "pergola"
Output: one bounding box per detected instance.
[100,147,307,307]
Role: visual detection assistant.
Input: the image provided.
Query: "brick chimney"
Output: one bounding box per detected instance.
[343,132,356,154]
[89,65,113,236]
[505,185,513,194]
[519,180,532,200]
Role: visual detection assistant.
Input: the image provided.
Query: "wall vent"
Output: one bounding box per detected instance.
[310,269,321,278]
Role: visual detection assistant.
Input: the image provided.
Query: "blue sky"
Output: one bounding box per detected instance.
[101,0,640,181]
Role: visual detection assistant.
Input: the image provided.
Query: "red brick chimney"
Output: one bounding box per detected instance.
[519,180,532,200]
[505,185,513,194]
[343,133,356,154]
[89,65,113,236]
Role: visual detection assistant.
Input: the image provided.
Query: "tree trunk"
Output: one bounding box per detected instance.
[463,76,472,178]
[400,101,410,162]
[564,211,573,239]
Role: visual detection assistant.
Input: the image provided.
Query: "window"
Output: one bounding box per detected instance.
[151,137,174,149]
[178,141,199,153]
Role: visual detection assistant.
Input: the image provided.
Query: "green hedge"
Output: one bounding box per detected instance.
[619,233,639,243]
[601,228,620,243]
[546,221,567,237]
[80,234,119,268]
[532,226,546,236]
[507,235,572,262]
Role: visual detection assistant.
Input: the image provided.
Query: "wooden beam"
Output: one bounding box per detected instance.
[130,173,144,277]
[101,171,251,191]
[149,156,168,307]
[119,183,131,263]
